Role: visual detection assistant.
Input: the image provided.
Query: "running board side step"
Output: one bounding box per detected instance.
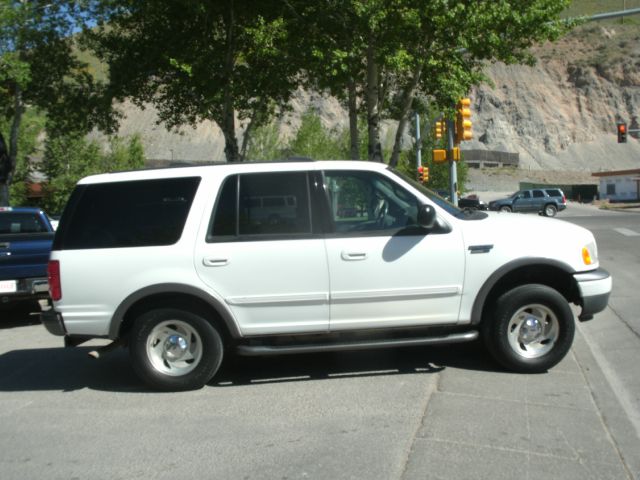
[236,331,478,357]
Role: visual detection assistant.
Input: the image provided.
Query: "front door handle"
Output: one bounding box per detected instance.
[341,251,367,261]
[203,258,229,267]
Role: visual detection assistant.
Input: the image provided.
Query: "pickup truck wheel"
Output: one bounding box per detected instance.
[483,284,574,373]
[129,308,223,391]
[543,204,557,217]
[499,206,512,212]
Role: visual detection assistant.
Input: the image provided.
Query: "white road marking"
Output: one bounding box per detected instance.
[614,228,640,237]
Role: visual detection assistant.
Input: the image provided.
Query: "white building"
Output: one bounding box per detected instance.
[593,169,640,202]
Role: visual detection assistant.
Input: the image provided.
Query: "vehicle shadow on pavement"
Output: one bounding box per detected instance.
[0,342,503,393]
[211,342,503,388]
[0,346,143,393]
[0,303,42,328]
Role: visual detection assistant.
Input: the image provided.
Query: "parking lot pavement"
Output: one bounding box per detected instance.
[403,327,640,480]
[1,315,639,479]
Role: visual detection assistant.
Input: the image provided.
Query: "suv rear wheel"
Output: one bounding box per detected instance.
[543,204,557,217]
[129,308,224,391]
[482,284,574,373]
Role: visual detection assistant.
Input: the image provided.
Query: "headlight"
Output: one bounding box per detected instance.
[582,242,598,266]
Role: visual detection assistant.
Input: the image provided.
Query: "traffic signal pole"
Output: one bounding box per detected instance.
[415,112,422,170]
[447,118,458,205]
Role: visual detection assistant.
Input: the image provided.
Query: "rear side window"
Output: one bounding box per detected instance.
[0,213,47,234]
[208,172,312,240]
[532,190,545,198]
[545,189,562,197]
[55,177,200,249]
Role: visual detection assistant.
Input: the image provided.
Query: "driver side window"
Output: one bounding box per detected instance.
[324,171,419,234]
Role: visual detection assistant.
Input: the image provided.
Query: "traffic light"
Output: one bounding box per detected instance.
[434,121,444,140]
[432,149,447,163]
[455,98,472,144]
[417,166,429,183]
[617,122,627,143]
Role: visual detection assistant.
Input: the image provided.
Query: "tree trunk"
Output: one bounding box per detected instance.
[0,131,9,207]
[389,65,423,168]
[347,79,360,160]
[0,85,23,206]
[222,0,239,163]
[239,117,254,162]
[222,110,239,163]
[365,42,383,163]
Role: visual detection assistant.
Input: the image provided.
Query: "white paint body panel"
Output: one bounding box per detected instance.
[50,160,609,340]
[195,238,330,335]
[325,229,465,330]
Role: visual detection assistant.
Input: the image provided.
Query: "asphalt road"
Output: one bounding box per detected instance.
[0,201,638,480]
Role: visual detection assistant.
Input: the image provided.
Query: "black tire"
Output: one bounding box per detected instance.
[482,284,574,373]
[543,204,557,217]
[499,205,512,212]
[129,308,224,391]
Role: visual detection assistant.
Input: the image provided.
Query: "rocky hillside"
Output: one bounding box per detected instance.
[111,21,640,184]
[470,22,640,173]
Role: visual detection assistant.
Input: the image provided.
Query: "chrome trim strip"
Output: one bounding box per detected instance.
[226,292,329,306]
[331,285,461,302]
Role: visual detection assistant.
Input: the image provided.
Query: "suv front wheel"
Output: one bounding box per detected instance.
[129,308,224,391]
[483,284,575,373]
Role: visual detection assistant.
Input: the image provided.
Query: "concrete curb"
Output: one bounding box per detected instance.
[573,324,640,479]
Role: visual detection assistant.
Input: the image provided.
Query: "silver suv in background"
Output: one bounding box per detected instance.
[488,188,567,217]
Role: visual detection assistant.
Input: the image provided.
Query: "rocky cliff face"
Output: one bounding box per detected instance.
[470,24,640,172]
[113,23,640,175]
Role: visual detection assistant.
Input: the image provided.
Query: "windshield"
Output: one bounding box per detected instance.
[388,167,487,220]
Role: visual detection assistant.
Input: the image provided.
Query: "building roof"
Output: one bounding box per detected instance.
[592,168,640,178]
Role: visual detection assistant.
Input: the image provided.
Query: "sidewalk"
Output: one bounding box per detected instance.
[402,328,640,480]
[599,203,640,213]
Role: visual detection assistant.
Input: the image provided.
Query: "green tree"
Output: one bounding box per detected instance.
[245,122,285,161]
[86,0,301,163]
[289,0,572,166]
[0,0,108,205]
[0,108,45,205]
[40,134,145,213]
[287,112,348,160]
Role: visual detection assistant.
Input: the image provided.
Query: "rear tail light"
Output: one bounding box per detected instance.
[562,195,566,204]
[48,260,61,301]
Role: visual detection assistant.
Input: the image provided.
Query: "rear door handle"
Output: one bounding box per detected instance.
[341,251,367,261]
[203,258,229,267]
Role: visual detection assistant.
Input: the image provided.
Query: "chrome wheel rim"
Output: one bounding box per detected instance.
[545,206,556,216]
[146,320,203,376]
[500,206,510,212]
[506,304,559,359]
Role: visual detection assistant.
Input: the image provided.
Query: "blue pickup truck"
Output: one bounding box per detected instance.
[0,207,54,306]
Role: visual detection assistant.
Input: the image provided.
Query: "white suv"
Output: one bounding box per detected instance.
[41,161,612,391]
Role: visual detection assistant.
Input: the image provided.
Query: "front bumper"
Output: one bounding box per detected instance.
[574,268,612,320]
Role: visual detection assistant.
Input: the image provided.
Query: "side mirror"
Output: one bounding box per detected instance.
[417,204,437,229]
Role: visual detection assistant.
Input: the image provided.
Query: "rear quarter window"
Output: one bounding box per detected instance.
[54,177,200,250]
